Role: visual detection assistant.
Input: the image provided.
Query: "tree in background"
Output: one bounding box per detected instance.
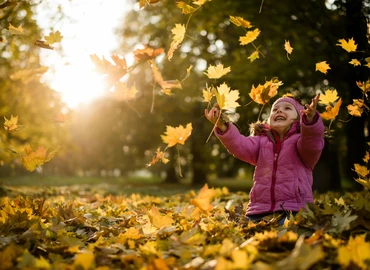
[112,0,369,188]
[0,1,67,176]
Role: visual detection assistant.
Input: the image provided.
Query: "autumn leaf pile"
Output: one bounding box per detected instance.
[0,184,370,269]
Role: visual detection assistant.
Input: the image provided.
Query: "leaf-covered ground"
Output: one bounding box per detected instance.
[0,184,370,270]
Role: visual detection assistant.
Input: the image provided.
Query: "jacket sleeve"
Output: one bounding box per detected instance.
[214,123,261,166]
[297,111,325,170]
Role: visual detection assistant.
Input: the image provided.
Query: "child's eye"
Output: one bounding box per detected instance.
[285,107,292,110]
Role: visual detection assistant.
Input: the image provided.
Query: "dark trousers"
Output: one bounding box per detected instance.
[246,211,297,226]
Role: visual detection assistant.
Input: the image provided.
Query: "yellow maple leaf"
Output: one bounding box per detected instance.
[229,16,252,28]
[239,28,260,45]
[191,184,216,212]
[147,206,174,228]
[349,59,361,66]
[354,164,370,178]
[248,51,259,62]
[146,147,169,167]
[8,23,24,35]
[215,82,240,110]
[284,40,293,60]
[336,38,357,53]
[139,0,160,8]
[202,86,214,102]
[193,0,209,6]
[319,89,339,105]
[161,123,192,148]
[73,252,95,270]
[22,145,61,172]
[204,63,231,79]
[356,80,370,93]
[315,61,331,74]
[249,78,282,105]
[167,24,186,61]
[347,104,363,117]
[44,30,63,45]
[4,115,19,132]
[355,178,370,189]
[176,1,196,14]
[320,98,342,120]
[338,234,370,269]
[150,60,182,94]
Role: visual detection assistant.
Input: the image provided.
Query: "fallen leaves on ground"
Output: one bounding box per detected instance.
[0,184,370,269]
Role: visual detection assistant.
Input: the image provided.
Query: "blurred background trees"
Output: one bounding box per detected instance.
[0,0,369,192]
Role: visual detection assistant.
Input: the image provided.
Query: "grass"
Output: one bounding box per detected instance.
[0,175,253,197]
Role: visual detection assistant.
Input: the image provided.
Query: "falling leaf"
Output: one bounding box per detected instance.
[315,61,331,74]
[22,145,61,172]
[336,38,357,53]
[4,115,19,132]
[202,86,214,102]
[167,24,186,61]
[161,123,192,148]
[349,59,361,66]
[8,23,24,35]
[193,0,209,6]
[191,184,216,212]
[320,98,342,120]
[34,40,54,50]
[319,89,339,105]
[133,45,164,63]
[176,1,196,14]
[338,234,370,270]
[90,54,127,89]
[239,29,260,45]
[284,40,293,59]
[150,60,182,94]
[44,30,63,45]
[113,82,139,101]
[146,147,169,167]
[215,82,240,110]
[249,78,282,105]
[347,104,363,117]
[139,0,160,9]
[229,16,252,28]
[356,80,370,93]
[204,64,231,79]
[248,51,259,62]
[354,164,370,178]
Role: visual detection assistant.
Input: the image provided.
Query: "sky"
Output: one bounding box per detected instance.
[36,0,133,108]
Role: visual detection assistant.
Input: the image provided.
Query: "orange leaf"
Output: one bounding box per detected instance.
[249,78,282,105]
[133,45,164,63]
[146,147,169,167]
[190,184,216,212]
[320,98,342,120]
[161,123,192,148]
[229,16,252,28]
[22,145,61,172]
[239,29,260,45]
[315,61,331,74]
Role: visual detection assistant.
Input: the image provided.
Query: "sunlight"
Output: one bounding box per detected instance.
[50,61,105,108]
[36,0,130,109]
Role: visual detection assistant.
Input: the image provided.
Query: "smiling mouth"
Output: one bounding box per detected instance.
[275,116,286,121]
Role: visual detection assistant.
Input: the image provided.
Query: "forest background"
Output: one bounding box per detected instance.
[1,0,370,194]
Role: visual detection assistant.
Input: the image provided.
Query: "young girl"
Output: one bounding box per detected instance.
[205,94,325,225]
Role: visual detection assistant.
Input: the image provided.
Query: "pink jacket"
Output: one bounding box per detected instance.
[215,112,325,215]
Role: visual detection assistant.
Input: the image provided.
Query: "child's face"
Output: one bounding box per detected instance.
[269,101,299,132]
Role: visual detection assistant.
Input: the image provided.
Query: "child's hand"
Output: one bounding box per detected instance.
[302,93,320,123]
[205,105,228,132]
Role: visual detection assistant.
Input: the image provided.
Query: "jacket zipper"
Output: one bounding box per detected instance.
[269,151,279,212]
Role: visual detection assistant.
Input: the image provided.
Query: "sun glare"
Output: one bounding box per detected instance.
[50,62,105,108]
